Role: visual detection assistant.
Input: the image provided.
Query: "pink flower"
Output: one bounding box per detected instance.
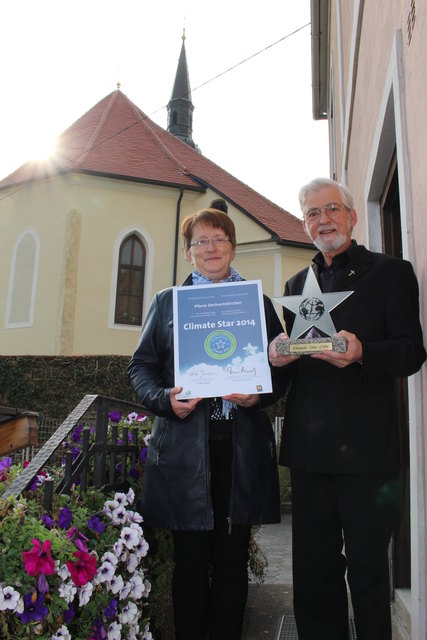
[66,551,97,586]
[22,539,55,576]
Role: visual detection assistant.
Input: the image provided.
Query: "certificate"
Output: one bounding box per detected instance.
[173,280,272,398]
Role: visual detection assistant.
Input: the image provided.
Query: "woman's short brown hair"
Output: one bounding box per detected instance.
[181,208,236,249]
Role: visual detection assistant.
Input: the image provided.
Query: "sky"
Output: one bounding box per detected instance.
[0,0,329,217]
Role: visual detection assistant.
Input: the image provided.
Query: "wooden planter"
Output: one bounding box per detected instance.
[0,407,39,456]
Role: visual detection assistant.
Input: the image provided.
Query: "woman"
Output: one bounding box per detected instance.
[128,209,285,640]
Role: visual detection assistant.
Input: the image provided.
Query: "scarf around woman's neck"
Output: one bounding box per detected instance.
[191,267,244,418]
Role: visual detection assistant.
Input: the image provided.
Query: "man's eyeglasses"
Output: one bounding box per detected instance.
[304,203,349,223]
[189,237,230,248]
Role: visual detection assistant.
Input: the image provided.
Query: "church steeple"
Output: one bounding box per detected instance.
[167,30,196,148]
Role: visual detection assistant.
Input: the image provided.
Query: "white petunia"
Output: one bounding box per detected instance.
[58,581,77,603]
[129,522,143,534]
[15,596,24,613]
[107,620,122,640]
[143,579,152,598]
[127,553,139,573]
[0,586,21,611]
[97,560,116,583]
[120,526,140,550]
[102,551,119,567]
[103,499,120,515]
[51,625,71,640]
[57,564,71,580]
[78,582,94,606]
[143,433,151,446]
[134,537,149,558]
[126,487,135,504]
[127,510,143,524]
[118,601,139,625]
[113,492,128,507]
[142,625,153,640]
[111,506,127,525]
[113,538,124,558]
[119,580,132,600]
[108,574,124,595]
[128,574,145,600]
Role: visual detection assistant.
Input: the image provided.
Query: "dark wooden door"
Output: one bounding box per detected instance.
[380,152,411,589]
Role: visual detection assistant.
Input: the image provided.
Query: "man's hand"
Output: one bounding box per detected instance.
[170,387,202,419]
[310,330,363,368]
[222,393,260,408]
[269,333,300,367]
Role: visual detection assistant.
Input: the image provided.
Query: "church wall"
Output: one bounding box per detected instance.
[0,176,314,357]
[0,176,78,355]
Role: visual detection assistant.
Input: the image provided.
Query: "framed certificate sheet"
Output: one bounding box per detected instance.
[173,280,272,399]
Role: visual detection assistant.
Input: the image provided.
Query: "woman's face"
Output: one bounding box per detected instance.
[185,223,236,282]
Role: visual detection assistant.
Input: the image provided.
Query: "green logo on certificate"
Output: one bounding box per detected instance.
[204,330,237,360]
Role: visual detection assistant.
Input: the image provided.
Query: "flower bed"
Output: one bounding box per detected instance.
[0,411,155,640]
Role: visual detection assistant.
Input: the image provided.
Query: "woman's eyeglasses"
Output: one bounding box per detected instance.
[189,237,230,248]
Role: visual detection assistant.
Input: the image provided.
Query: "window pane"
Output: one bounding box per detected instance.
[121,239,132,265]
[117,268,130,294]
[129,270,143,296]
[133,241,144,267]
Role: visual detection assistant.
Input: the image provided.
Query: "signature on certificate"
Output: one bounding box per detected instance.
[226,365,256,376]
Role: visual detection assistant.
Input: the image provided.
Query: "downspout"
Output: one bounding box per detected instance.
[173,187,184,285]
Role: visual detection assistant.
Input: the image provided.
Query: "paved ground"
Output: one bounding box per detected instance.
[241,514,410,640]
[242,515,293,640]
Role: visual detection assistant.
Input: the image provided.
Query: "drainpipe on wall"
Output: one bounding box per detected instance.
[173,188,184,285]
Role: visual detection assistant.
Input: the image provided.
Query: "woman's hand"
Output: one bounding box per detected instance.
[170,387,202,419]
[222,393,260,408]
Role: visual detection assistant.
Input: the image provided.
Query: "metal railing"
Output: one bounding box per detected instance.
[2,395,148,509]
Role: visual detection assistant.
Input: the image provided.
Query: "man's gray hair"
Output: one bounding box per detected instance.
[298,178,354,214]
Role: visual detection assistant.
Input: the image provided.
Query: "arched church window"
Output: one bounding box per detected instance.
[172,111,178,125]
[6,229,39,327]
[210,199,228,213]
[114,234,146,325]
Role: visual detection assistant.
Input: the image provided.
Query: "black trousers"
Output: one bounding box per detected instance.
[172,439,251,640]
[291,469,399,640]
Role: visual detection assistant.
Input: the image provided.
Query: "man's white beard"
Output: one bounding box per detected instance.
[313,230,348,253]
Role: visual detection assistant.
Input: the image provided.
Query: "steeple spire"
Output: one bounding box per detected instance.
[167,30,196,148]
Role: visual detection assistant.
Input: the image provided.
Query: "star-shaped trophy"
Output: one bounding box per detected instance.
[274,266,353,355]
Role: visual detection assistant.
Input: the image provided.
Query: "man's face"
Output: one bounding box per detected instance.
[302,186,357,258]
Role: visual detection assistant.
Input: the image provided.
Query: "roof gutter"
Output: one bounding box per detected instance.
[311,0,330,120]
[173,188,185,285]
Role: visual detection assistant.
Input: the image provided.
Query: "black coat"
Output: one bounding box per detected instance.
[128,275,285,530]
[279,243,426,473]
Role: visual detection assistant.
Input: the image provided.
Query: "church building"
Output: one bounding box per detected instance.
[0,34,314,356]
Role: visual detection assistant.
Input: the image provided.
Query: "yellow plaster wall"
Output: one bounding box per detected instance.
[0,175,314,356]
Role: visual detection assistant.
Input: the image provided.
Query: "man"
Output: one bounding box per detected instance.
[269,178,426,640]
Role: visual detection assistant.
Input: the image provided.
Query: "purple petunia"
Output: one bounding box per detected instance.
[36,573,50,594]
[140,447,148,463]
[17,592,48,623]
[0,456,13,471]
[70,423,84,444]
[129,467,139,480]
[104,597,118,619]
[108,411,121,424]
[63,602,75,624]
[40,514,55,529]
[58,507,73,530]
[88,515,106,534]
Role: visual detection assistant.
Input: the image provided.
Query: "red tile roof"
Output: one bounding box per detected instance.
[0,90,310,245]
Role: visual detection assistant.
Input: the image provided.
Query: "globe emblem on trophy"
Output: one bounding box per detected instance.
[299,297,325,322]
